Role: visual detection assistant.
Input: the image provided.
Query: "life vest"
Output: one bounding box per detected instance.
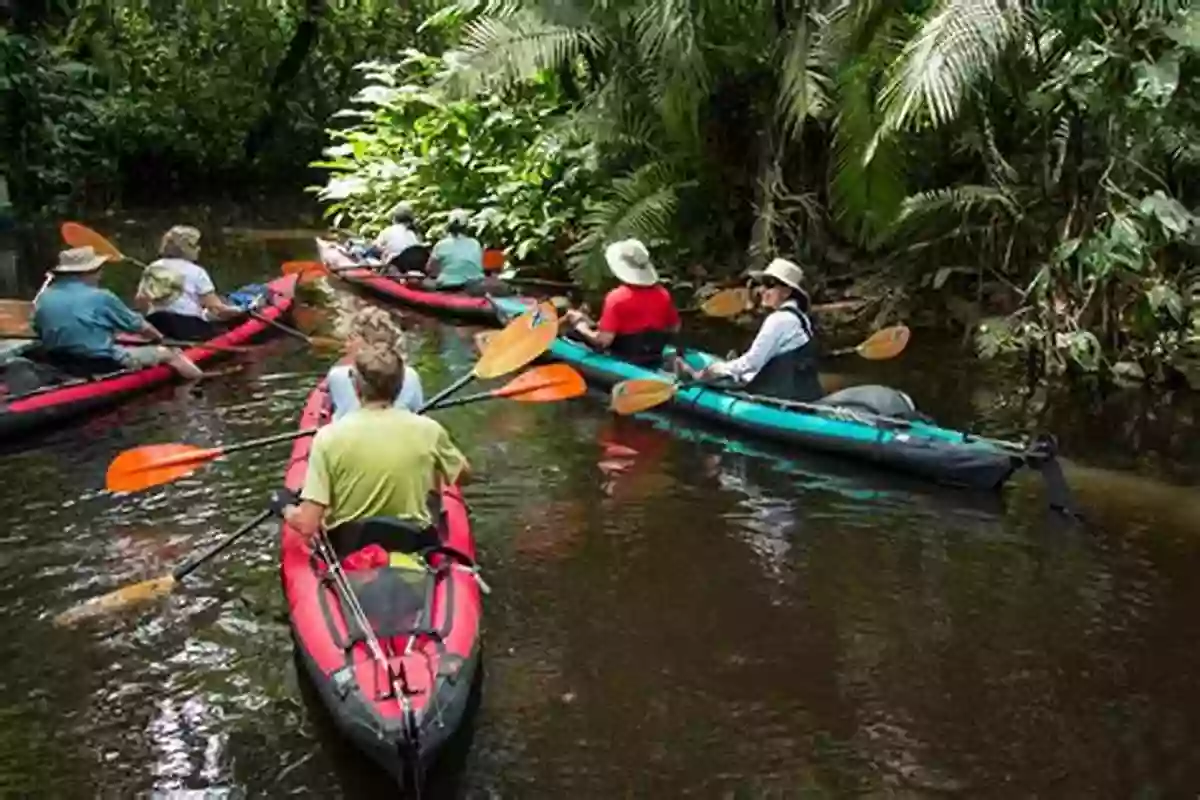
[743,305,823,401]
[609,329,672,368]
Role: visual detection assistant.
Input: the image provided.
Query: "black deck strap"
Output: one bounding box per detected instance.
[314,554,369,651]
[1024,434,1085,522]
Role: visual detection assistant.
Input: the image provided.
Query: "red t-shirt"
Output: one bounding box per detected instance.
[597,285,680,335]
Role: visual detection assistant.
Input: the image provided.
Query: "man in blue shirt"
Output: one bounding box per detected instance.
[33,247,203,379]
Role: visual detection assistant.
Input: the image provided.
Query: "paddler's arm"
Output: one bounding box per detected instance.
[433,426,473,486]
[99,289,166,342]
[283,500,325,544]
[285,432,334,543]
[697,312,788,380]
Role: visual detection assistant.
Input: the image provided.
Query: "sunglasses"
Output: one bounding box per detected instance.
[757,277,785,289]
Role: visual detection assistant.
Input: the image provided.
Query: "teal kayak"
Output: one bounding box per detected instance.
[492,297,1026,491]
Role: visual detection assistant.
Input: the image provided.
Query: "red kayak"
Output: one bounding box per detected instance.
[0,274,298,441]
[280,380,484,789]
[317,237,536,323]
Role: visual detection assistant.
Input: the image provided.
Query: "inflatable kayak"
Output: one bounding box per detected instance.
[0,274,298,441]
[281,380,484,788]
[491,296,1024,490]
[317,237,532,323]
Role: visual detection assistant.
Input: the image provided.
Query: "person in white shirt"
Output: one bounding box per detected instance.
[373,203,423,266]
[326,304,424,419]
[678,258,823,402]
[135,225,245,341]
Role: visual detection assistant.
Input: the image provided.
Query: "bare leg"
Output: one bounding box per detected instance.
[161,348,204,381]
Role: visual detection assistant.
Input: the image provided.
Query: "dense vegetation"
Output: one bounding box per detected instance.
[4,0,1197,384]
[1,0,442,209]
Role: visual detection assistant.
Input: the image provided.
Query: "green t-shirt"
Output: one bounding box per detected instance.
[432,234,484,288]
[301,407,467,529]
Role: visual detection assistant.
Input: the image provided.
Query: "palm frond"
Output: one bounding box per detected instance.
[830,53,907,248]
[776,15,833,137]
[880,184,1019,249]
[454,11,599,90]
[634,0,711,145]
[868,0,1023,159]
[568,162,684,284]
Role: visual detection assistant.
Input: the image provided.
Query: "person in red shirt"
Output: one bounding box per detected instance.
[564,239,681,366]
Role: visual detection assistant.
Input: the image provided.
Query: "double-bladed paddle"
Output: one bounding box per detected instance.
[59,223,340,349]
[56,305,575,624]
[103,300,561,494]
[609,326,913,417]
[0,329,263,354]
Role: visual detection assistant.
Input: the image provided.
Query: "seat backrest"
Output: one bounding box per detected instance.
[327,515,441,560]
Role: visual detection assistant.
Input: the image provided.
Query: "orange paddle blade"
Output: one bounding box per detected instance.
[0,299,32,331]
[106,443,224,493]
[701,287,752,318]
[610,378,679,415]
[483,249,506,272]
[496,364,587,402]
[53,575,177,627]
[61,222,123,260]
[856,325,910,360]
[474,301,558,380]
[282,260,330,284]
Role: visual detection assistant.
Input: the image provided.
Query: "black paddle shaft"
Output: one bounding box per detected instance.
[172,508,275,581]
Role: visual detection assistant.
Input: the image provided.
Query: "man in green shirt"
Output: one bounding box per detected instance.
[281,344,471,543]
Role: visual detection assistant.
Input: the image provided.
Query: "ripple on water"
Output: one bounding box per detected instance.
[2,248,1200,795]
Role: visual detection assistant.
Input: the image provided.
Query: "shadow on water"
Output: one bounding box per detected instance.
[1,203,1200,797]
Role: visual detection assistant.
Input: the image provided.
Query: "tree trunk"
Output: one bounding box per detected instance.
[747,122,784,271]
[243,0,326,161]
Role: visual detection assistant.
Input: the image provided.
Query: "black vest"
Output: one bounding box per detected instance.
[743,305,822,401]
[610,329,672,368]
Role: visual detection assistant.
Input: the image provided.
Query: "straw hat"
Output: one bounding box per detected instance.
[54,246,109,274]
[750,258,806,293]
[604,239,659,287]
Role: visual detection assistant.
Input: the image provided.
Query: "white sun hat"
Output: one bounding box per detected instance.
[750,257,806,291]
[604,239,659,287]
[53,246,110,274]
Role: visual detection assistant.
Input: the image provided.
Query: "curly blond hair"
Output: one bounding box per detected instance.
[343,303,408,355]
[353,342,405,402]
[159,225,202,260]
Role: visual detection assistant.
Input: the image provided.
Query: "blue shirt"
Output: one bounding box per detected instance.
[431,234,484,289]
[33,278,146,358]
[327,364,425,420]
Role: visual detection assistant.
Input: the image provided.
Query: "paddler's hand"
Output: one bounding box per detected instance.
[269,488,300,518]
[564,309,586,326]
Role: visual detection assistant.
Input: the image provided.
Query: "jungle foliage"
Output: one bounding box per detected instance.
[316,0,1198,383]
[1,0,444,211]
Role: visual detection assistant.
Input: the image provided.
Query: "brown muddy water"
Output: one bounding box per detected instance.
[1,207,1199,797]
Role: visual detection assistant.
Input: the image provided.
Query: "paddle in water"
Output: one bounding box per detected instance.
[104,302,563,493]
[53,509,274,626]
[609,325,912,416]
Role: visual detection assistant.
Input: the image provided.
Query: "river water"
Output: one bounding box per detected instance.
[1,207,1199,797]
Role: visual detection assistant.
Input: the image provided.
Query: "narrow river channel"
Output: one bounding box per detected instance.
[1,206,1198,797]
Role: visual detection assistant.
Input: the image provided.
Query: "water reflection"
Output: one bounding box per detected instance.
[1,209,1199,796]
